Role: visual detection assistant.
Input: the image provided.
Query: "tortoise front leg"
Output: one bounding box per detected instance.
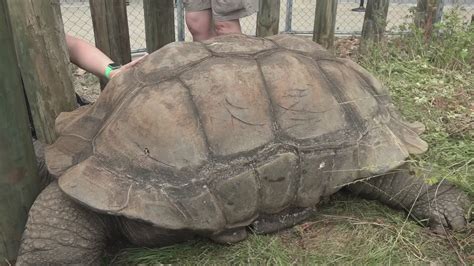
[346,166,470,231]
[32,139,54,189]
[16,182,108,265]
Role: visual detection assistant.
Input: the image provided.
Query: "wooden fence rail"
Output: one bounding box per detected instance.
[415,0,444,41]
[144,0,175,53]
[256,0,281,37]
[90,0,131,88]
[8,0,76,144]
[360,0,390,52]
[0,0,41,261]
[313,0,338,49]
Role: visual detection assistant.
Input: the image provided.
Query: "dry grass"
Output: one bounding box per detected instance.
[110,195,472,265]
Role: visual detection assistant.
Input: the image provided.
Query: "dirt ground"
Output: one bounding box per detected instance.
[72,67,100,103]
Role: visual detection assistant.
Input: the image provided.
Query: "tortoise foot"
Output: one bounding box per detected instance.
[412,182,471,232]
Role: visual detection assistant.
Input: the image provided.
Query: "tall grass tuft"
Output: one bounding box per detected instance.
[358,7,473,195]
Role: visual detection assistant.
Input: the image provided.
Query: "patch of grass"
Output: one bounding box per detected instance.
[111,232,297,265]
[357,8,473,194]
[111,196,472,265]
[289,198,470,265]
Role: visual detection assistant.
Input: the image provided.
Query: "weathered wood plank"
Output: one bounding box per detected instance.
[0,0,41,261]
[415,0,444,41]
[90,0,131,87]
[144,0,175,53]
[7,0,76,144]
[360,0,390,52]
[256,0,281,37]
[313,0,338,49]
[90,0,131,64]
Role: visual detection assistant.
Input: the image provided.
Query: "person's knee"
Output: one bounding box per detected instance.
[186,11,214,40]
[215,20,242,35]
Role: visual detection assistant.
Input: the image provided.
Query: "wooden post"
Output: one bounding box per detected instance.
[7,0,76,145]
[90,0,131,87]
[415,0,444,41]
[313,0,338,49]
[256,0,280,37]
[144,0,175,53]
[0,0,41,261]
[360,0,389,52]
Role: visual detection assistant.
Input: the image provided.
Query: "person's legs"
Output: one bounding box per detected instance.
[184,0,258,40]
[183,0,216,41]
[214,19,242,36]
[211,0,258,36]
[185,9,216,41]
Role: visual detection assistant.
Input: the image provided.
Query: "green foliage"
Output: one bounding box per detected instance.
[111,235,297,265]
[359,8,473,195]
[396,6,474,70]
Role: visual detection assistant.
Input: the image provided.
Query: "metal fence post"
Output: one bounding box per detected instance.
[285,0,293,33]
[176,0,185,41]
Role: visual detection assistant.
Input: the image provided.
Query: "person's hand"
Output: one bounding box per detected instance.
[109,53,148,79]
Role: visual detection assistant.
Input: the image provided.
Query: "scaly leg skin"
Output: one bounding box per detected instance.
[32,139,54,189]
[16,182,108,265]
[347,166,471,232]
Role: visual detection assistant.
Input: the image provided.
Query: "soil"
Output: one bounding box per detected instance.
[72,67,101,102]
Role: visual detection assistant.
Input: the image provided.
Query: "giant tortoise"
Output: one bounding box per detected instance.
[17,34,470,264]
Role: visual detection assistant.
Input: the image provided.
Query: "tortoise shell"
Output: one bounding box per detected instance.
[46,34,427,232]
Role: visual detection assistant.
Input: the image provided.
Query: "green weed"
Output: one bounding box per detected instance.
[358,8,473,194]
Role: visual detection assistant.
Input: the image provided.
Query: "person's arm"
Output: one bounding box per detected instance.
[65,34,146,79]
[66,34,115,79]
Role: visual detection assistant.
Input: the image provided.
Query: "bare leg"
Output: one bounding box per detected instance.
[185,9,216,41]
[214,19,242,36]
[16,182,108,265]
[347,166,470,231]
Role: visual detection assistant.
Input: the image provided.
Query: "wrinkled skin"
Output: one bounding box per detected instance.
[347,166,470,231]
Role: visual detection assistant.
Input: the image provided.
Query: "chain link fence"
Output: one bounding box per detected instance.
[61,0,474,53]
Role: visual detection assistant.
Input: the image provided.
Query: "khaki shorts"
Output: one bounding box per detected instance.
[183,0,259,21]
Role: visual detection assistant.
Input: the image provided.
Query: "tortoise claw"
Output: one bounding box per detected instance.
[412,182,471,232]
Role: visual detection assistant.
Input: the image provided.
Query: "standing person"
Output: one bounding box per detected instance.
[183,0,259,41]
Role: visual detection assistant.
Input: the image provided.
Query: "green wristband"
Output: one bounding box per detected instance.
[104,66,113,79]
[104,63,121,79]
